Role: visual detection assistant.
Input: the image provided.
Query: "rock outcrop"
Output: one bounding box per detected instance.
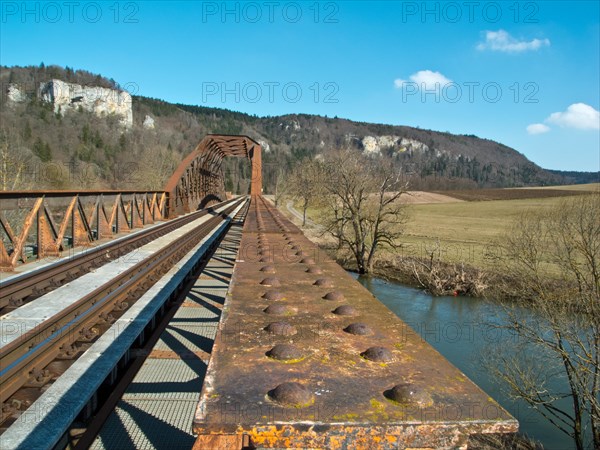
[6,84,27,103]
[143,114,155,129]
[38,79,132,128]
[258,139,270,153]
[361,135,430,155]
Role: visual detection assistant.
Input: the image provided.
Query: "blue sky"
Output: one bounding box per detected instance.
[1,1,599,171]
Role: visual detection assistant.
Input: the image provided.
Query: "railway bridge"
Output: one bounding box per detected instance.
[0,135,517,449]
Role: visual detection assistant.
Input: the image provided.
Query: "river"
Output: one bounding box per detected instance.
[352,274,578,450]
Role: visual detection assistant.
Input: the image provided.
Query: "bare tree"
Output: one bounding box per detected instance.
[494,194,600,450]
[289,158,323,227]
[0,128,35,191]
[320,148,408,274]
[136,146,180,190]
[273,167,289,208]
[399,239,488,296]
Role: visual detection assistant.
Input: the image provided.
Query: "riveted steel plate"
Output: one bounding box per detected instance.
[193,197,517,449]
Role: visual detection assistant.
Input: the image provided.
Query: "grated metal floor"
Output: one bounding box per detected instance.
[90,222,243,450]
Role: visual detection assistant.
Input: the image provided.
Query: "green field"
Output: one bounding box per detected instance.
[402,185,599,268]
[401,196,568,269]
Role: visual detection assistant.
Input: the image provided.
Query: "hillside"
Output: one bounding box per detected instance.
[1,64,586,193]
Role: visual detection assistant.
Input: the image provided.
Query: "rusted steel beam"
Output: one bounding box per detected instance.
[193,196,517,449]
[165,135,261,218]
[250,142,262,196]
[0,191,169,271]
[9,197,43,267]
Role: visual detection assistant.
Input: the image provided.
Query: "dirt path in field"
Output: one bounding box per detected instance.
[400,191,465,204]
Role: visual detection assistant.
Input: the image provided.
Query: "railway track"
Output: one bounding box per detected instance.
[0,198,240,315]
[0,198,247,440]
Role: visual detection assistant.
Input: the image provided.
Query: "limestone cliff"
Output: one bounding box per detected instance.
[362,135,430,155]
[37,79,132,128]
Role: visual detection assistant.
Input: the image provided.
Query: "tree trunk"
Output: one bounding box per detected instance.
[356,252,367,275]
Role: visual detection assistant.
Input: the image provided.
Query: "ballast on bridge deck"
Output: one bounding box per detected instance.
[193,196,517,449]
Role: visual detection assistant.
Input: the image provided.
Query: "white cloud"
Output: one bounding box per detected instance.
[394,70,452,91]
[546,103,600,130]
[394,78,407,88]
[526,123,550,135]
[477,29,550,53]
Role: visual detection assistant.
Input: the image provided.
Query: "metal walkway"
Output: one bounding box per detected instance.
[90,218,243,450]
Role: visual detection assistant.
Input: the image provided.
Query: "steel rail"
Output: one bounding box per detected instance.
[0,198,244,406]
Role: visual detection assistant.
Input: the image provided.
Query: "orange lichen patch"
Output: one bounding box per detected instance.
[192,434,244,450]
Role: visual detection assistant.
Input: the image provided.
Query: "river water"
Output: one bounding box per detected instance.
[352,274,577,450]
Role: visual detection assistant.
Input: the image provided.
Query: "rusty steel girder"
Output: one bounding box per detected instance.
[0,134,261,272]
[0,190,166,271]
[165,135,262,218]
[193,196,517,449]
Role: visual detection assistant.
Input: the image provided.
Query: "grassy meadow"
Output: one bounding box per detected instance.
[286,184,599,273]
[401,196,566,270]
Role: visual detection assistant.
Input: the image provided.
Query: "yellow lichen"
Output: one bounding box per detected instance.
[332,413,359,420]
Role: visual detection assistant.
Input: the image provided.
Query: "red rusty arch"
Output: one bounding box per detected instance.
[164,134,262,217]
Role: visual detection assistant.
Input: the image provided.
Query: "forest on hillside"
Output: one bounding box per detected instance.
[2,64,594,194]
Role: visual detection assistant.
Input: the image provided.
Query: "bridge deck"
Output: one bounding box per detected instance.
[193,196,517,449]
[0,201,246,449]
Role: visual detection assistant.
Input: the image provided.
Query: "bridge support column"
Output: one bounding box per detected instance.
[250,144,262,196]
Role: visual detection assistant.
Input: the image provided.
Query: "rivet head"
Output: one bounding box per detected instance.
[313,278,333,287]
[268,382,314,407]
[361,346,393,362]
[260,265,276,273]
[263,304,295,315]
[265,322,297,336]
[267,344,304,361]
[384,384,433,407]
[262,291,284,301]
[344,323,373,336]
[300,257,315,265]
[306,267,323,274]
[323,291,344,301]
[332,305,357,316]
[260,277,281,287]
